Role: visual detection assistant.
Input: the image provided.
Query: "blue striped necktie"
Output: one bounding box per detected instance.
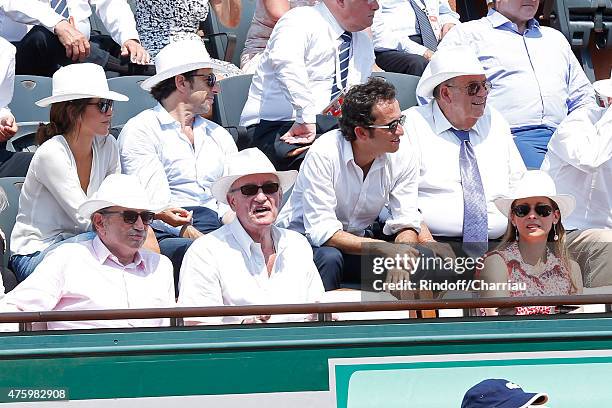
[452,129,488,244]
[331,31,352,101]
[409,0,438,51]
[50,0,70,18]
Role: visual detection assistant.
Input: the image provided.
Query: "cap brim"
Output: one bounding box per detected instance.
[141,60,229,91]
[36,91,128,107]
[494,195,576,219]
[519,392,549,407]
[212,170,298,205]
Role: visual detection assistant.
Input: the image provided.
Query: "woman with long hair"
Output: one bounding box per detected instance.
[478,170,583,315]
[9,63,128,282]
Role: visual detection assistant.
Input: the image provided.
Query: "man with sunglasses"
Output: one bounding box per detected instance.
[119,40,238,293]
[178,148,324,325]
[0,174,175,331]
[405,47,525,253]
[277,77,425,291]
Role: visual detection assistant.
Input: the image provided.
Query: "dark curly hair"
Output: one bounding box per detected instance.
[338,77,396,142]
[149,69,198,102]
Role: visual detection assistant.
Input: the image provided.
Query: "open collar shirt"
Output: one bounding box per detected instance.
[118,104,238,236]
[405,101,526,239]
[276,129,422,247]
[434,9,596,130]
[541,106,612,230]
[0,236,175,330]
[177,219,324,325]
[239,2,374,127]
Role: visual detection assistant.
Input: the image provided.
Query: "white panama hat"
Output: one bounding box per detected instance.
[140,39,229,91]
[211,148,297,205]
[36,63,128,107]
[494,170,576,219]
[78,174,166,219]
[416,46,486,99]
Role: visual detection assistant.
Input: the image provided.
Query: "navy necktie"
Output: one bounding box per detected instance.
[50,0,70,18]
[452,129,488,245]
[409,0,438,51]
[331,31,352,101]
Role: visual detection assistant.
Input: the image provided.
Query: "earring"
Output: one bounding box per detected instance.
[553,223,559,241]
[514,225,518,241]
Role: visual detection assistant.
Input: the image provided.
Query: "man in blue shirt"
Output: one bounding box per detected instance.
[433,0,596,169]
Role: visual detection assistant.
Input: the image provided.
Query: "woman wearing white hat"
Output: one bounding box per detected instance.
[9,63,128,282]
[478,170,583,316]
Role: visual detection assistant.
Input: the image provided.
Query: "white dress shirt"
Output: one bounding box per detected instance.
[0,236,175,330]
[0,0,139,45]
[118,104,238,235]
[277,130,422,247]
[372,0,459,55]
[177,219,324,325]
[541,106,612,230]
[239,2,374,127]
[11,135,120,255]
[0,0,61,41]
[405,101,526,239]
[0,37,15,120]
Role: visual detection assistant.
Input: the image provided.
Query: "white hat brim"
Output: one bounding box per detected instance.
[494,194,576,220]
[417,70,487,99]
[212,170,298,205]
[77,199,167,220]
[35,90,129,107]
[141,60,229,91]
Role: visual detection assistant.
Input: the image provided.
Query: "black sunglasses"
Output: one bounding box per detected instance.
[230,182,280,196]
[511,204,554,218]
[366,115,406,133]
[87,99,114,114]
[190,72,217,88]
[98,210,156,225]
[446,80,492,96]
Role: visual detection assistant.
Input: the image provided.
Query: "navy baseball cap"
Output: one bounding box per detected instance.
[461,379,549,408]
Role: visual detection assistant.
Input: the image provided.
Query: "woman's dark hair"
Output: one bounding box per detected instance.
[338,77,396,142]
[149,70,198,102]
[35,99,90,146]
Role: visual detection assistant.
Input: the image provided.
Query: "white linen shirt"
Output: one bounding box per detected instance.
[118,104,238,235]
[276,129,422,247]
[239,2,374,127]
[0,236,175,330]
[372,0,459,55]
[541,106,612,230]
[177,219,324,325]
[11,135,120,255]
[405,101,526,239]
[0,37,15,120]
[0,0,140,45]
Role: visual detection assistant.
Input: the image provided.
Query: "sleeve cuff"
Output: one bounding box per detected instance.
[382,217,422,236]
[306,222,343,247]
[151,220,181,237]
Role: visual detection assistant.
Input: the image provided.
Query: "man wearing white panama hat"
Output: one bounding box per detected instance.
[178,148,324,325]
[0,174,175,331]
[119,39,238,288]
[541,74,612,288]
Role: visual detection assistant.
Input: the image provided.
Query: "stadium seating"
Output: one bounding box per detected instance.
[212,74,253,148]
[0,177,24,269]
[107,76,156,128]
[371,72,420,110]
[8,75,52,123]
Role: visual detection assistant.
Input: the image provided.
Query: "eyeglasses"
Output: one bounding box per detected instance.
[189,72,217,88]
[87,99,113,114]
[98,210,156,225]
[365,115,406,133]
[511,204,554,218]
[445,80,492,96]
[230,182,280,196]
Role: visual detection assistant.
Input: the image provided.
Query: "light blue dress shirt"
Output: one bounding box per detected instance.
[435,9,596,130]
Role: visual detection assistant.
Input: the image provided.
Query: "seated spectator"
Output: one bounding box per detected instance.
[432,0,596,168]
[6,0,150,77]
[0,174,174,331]
[9,63,127,282]
[119,39,237,290]
[461,378,549,408]
[406,46,525,247]
[277,77,424,291]
[240,0,319,74]
[372,0,459,76]
[541,77,612,288]
[239,0,377,171]
[478,170,582,316]
[0,37,33,177]
[178,148,324,325]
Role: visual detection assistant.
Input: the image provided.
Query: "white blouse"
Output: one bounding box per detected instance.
[11,135,120,255]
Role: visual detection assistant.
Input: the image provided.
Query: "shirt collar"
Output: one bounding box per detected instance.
[228,218,282,256]
[153,103,209,130]
[91,234,145,269]
[339,130,388,172]
[316,1,345,40]
[486,9,540,33]
[431,100,485,139]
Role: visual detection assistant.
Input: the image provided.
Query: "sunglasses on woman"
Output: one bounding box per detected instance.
[230,182,280,196]
[98,210,156,225]
[87,99,114,114]
[190,72,217,88]
[511,204,554,218]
